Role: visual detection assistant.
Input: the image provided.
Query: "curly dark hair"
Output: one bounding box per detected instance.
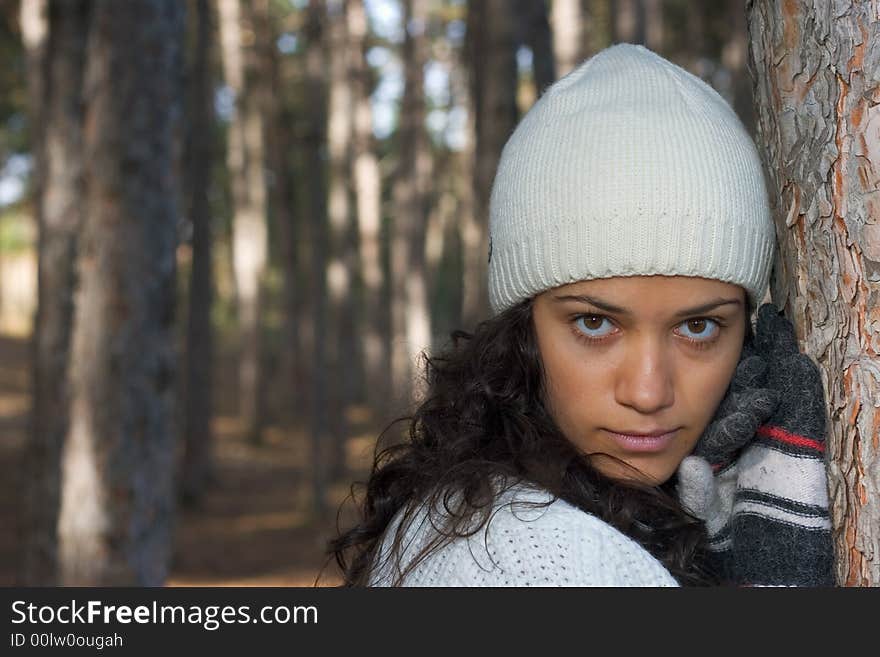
[327,295,755,586]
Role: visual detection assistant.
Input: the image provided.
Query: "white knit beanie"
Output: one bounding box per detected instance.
[487,43,775,316]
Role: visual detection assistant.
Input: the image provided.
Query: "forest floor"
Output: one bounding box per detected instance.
[0,332,383,587]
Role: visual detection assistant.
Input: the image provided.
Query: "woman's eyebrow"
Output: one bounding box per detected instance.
[551,294,742,318]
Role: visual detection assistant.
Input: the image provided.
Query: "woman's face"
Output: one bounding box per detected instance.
[532,275,748,485]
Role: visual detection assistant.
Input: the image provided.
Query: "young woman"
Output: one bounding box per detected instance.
[328,44,834,586]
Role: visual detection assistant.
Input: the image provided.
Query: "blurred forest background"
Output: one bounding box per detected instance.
[0,0,757,586]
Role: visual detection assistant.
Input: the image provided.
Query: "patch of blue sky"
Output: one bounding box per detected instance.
[424,60,450,107]
[517,46,533,73]
[214,85,235,123]
[365,0,404,43]
[277,32,297,55]
[0,153,32,207]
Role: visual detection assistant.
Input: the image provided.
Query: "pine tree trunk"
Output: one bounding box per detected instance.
[685,0,708,77]
[517,0,555,94]
[390,0,433,408]
[19,0,73,587]
[748,0,880,586]
[611,0,646,45]
[326,0,355,476]
[303,0,330,515]
[722,0,753,134]
[265,3,302,428]
[180,0,216,506]
[349,0,388,417]
[57,0,183,585]
[550,0,585,77]
[218,0,269,444]
[644,0,662,52]
[18,1,46,216]
[22,0,88,587]
[462,0,517,328]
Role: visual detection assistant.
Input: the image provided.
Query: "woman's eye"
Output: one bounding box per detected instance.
[574,314,615,338]
[677,318,720,340]
[572,315,721,342]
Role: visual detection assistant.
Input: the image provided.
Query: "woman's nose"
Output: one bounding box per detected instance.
[614,338,675,414]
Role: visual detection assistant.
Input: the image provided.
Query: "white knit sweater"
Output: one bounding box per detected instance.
[368,481,679,587]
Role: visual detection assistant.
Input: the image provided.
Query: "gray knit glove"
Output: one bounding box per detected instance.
[677,303,835,586]
[676,338,780,581]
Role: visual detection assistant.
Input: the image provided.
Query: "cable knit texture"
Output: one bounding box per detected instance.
[487,43,775,316]
[369,482,679,587]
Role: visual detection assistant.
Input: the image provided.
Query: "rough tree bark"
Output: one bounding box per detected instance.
[218,0,269,444]
[748,0,880,586]
[462,0,518,328]
[57,0,183,585]
[180,0,216,505]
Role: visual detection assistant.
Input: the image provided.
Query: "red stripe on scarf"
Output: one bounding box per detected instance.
[756,425,825,453]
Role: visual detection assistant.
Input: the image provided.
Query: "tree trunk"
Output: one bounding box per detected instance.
[57,0,183,585]
[348,0,388,417]
[18,1,46,213]
[644,0,662,52]
[550,0,585,78]
[748,0,880,586]
[517,0,555,94]
[303,0,329,515]
[462,0,517,328]
[217,0,269,444]
[449,17,473,337]
[685,0,708,77]
[179,0,216,506]
[722,0,753,134]
[326,0,355,476]
[19,0,78,587]
[265,3,302,428]
[390,0,433,408]
[611,0,646,45]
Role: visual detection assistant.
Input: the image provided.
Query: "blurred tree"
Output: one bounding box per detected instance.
[517,0,555,94]
[722,0,752,134]
[179,0,216,506]
[749,0,880,586]
[218,0,270,444]
[684,0,708,76]
[551,0,587,77]
[265,3,305,428]
[20,0,85,587]
[0,3,28,170]
[611,0,645,44]
[303,0,330,515]
[348,0,388,416]
[462,0,517,328]
[644,0,662,51]
[326,0,356,476]
[56,0,184,585]
[18,0,44,232]
[390,0,432,407]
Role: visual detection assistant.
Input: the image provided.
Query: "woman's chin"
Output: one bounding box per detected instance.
[590,455,673,487]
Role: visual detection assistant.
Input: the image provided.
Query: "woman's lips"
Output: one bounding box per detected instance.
[604,428,679,452]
